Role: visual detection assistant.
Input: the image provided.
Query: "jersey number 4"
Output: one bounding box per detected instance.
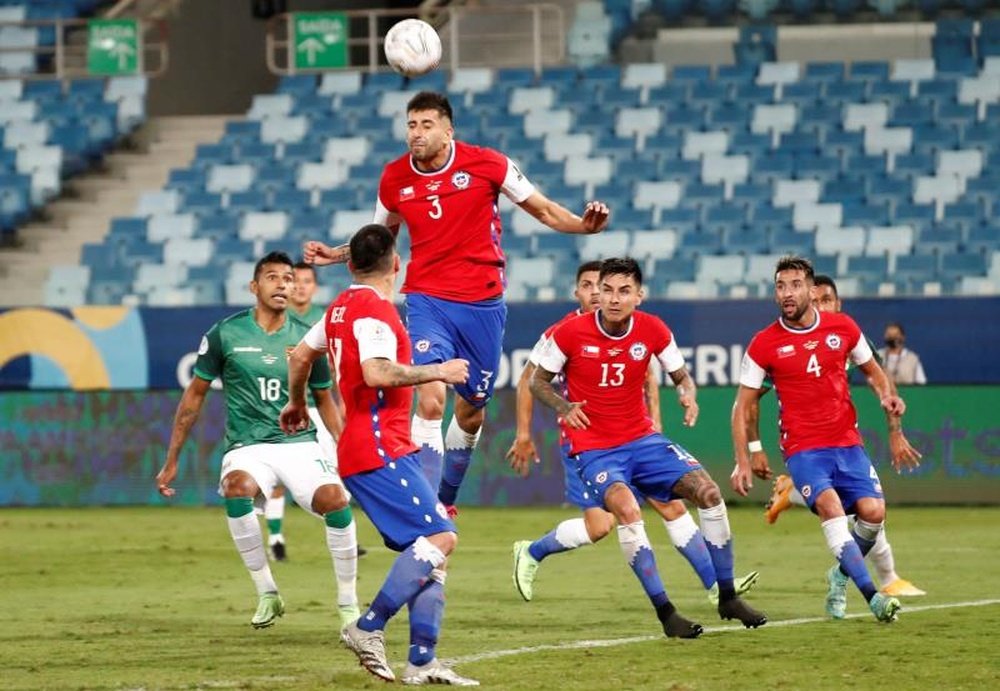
[806,354,822,378]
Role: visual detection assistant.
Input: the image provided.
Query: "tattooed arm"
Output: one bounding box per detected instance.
[529,366,589,430]
[302,240,351,266]
[361,357,469,389]
[667,365,699,427]
[156,376,213,497]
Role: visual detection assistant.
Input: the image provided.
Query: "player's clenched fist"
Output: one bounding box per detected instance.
[438,358,469,384]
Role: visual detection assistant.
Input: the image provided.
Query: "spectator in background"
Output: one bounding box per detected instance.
[878,323,926,385]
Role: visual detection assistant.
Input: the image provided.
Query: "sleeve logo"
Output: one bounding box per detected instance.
[198,335,209,355]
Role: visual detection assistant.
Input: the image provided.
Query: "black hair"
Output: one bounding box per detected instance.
[349,224,396,275]
[774,255,815,282]
[885,321,905,335]
[598,257,643,286]
[814,274,838,297]
[253,251,294,281]
[292,261,317,278]
[407,91,453,122]
[576,260,603,283]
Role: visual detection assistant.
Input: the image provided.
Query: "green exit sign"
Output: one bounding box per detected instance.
[292,12,348,71]
[87,18,139,75]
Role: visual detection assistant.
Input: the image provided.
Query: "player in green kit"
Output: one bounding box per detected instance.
[261,261,336,561]
[156,252,360,630]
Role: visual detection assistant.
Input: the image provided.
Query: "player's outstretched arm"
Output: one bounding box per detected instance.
[644,366,663,433]
[518,192,609,235]
[529,366,589,430]
[302,240,351,266]
[507,362,540,477]
[666,365,698,427]
[362,357,469,388]
[857,358,921,472]
[730,385,765,496]
[156,376,212,498]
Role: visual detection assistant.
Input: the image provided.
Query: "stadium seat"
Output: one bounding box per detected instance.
[793,202,842,231]
[564,156,613,194]
[578,230,630,258]
[163,237,213,267]
[615,107,662,145]
[330,210,373,242]
[207,164,255,194]
[261,116,307,145]
[815,225,866,258]
[633,180,681,214]
[147,213,197,243]
[247,94,292,120]
[773,179,821,208]
[543,133,593,162]
[449,67,495,94]
[937,149,982,180]
[843,102,889,132]
[682,130,729,161]
[750,103,796,146]
[864,127,912,172]
[757,62,800,98]
[891,59,935,96]
[913,175,962,220]
[524,109,573,137]
[698,255,746,285]
[622,63,667,92]
[239,211,288,243]
[630,229,678,258]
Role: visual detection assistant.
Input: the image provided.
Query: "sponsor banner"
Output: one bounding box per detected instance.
[1,297,998,390]
[1,386,997,506]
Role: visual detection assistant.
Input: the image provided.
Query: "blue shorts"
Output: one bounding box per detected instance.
[574,433,702,508]
[343,453,456,552]
[405,293,506,408]
[561,442,643,510]
[785,445,884,513]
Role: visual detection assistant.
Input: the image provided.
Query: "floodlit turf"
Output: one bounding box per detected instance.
[3,505,999,690]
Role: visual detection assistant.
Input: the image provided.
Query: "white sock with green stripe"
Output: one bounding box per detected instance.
[226,497,277,595]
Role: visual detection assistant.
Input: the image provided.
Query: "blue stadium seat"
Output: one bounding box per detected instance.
[823,178,866,205]
[658,207,699,234]
[647,83,690,105]
[823,80,866,105]
[769,227,814,256]
[214,238,256,264]
[495,68,537,90]
[183,191,223,216]
[794,154,839,181]
[842,202,891,227]
[847,255,889,281]
[915,225,962,254]
[319,187,360,211]
[894,203,936,232]
[966,223,1000,253]
[849,61,890,82]
[704,204,747,231]
[675,228,723,258]
[940,251,986,279]
[196,214,239,241]
[722,226,768,254]
[362,72,405,93]
[781,82,820,108]
[804,62,845,83]
[755,204,794,231]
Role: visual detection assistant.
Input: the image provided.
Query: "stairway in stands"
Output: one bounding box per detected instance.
[0,116,226,307]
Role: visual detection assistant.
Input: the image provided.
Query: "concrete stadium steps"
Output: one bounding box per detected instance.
[0,115,227,306]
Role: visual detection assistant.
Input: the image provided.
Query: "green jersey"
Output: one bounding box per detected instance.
[293,303,327,326]
[193,308,332,452]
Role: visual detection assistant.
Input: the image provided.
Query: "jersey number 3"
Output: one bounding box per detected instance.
[806,353,822,378]
[427,194,442,219]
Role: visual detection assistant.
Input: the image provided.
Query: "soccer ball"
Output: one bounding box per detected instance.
[384,18,442,77]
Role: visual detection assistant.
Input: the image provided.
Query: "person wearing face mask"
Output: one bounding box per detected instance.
[878,323,927,385]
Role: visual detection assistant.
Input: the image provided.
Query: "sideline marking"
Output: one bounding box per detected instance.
[449,598,1000,665]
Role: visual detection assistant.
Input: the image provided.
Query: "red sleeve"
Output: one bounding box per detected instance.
[746,332,770,370]
[482,146,510,188]
[377,166,398,213]
[841,314,863,351]
[649,315,673,354]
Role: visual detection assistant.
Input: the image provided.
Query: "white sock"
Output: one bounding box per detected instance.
[697,502,731,548]
[821,515,852,559]
[264,493,285,522]
[411,415,444,454]
[326,521,358,607]
[555,517,593,549]
[663,511,699,549]
[228,513,278,595]
[616,520,652,565]
[445,416,481,451]
[868,527,898,586]
[789,488,807,507]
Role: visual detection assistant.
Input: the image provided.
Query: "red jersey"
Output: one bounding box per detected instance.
[740,309,874,458]
[536,310,686,454]
[305,284,418,477]
[374,141,535,303]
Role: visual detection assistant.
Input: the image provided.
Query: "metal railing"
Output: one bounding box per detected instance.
[0,17,168,80]
[266,4,566,76]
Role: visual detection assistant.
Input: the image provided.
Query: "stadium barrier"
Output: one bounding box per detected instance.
[1,298,998,390]
[0,385,997,507]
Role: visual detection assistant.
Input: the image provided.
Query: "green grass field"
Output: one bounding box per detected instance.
[4,505,999,690]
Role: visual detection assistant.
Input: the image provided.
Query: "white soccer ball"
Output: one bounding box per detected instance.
[384,18,442,77]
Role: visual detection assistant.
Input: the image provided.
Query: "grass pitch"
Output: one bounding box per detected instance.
[3,505,999,690]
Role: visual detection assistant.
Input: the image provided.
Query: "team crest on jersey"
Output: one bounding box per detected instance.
[415,339,431,353]
[804,340,819,350]
[451,170,471,189]
[400,186,415,201]
[595,471,608,484]
[825,333,842,350]
[629,342,648,361]
[261,353,278,365]
[801,485,811,498]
